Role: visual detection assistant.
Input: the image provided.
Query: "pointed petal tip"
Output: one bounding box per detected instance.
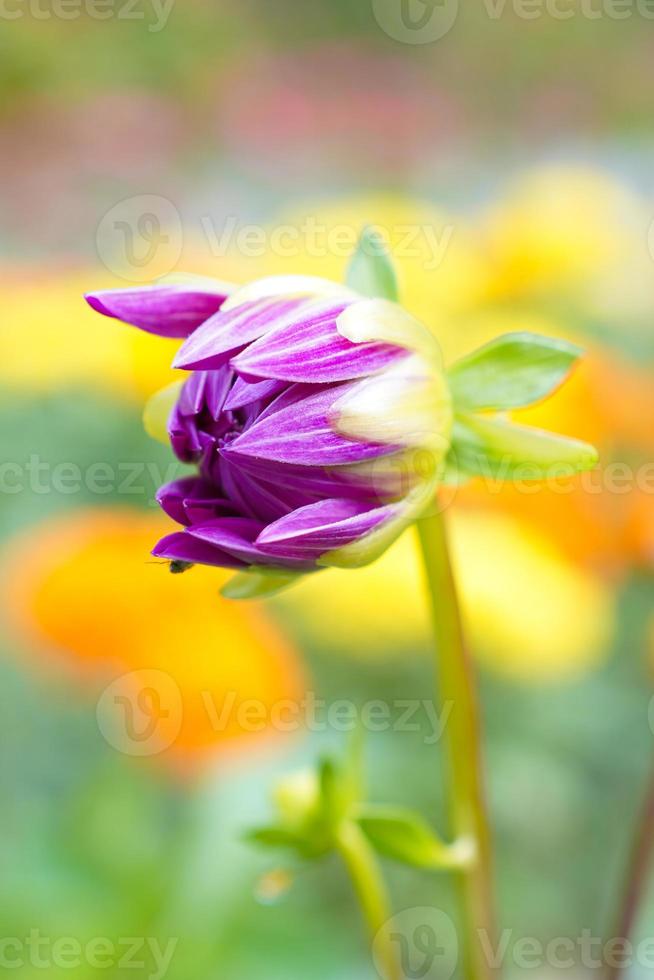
[84,292,111,317]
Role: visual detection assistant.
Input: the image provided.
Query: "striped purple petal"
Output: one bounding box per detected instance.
[156,477,235,526]
[168,403,203,462]
[187,517,311,569]
[255,498,395,561]
[172,296,309,370]
[178,371,208,416]
[152,531,246,569]
[218,450,377,502]
[85,284,230,338]
[217,455,320,524]
[226,386,398,466]
[223,375,286,411]
[231,300,403,383]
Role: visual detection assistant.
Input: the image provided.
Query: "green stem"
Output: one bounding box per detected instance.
[416,508,497,980]
[606,758,654,980]
[335,820,402,980]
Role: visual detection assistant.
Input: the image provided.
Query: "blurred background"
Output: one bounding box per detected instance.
[1,1,654,977]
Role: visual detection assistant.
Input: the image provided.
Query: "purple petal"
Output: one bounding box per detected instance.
[216,456,306,522]
[85,284,230,338]
[227,386,398,466]
[177,366,234,420]
[183,496,236,525]
[172,296,308,370]
[253,382,322,422]
[204,366,234,420]
[223,375,286,411]
[187,517,312,569]
[152,531,246,569]
[178,371,207,416]
[156,477,234,526]
[256,498,395,561]
[168,403,202,462]
[218,450,376,501]
[231,300,403,383]
[156,476,205,525]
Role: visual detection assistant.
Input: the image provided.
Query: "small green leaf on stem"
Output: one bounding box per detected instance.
[449,413,599,480]
[448,332,583,412]
[346,226,399,302]
[355,805,472,870]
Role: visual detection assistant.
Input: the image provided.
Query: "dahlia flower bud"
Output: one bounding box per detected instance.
[86,274,452,592]
[86,236,598,597]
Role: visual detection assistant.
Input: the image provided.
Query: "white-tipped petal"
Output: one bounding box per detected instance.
[156,271,237,294]
[318,472,439,569]
[222,275,357,311]
[331,354,453,454]
[336,298,442,364]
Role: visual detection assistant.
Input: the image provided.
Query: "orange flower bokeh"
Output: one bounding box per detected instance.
[4,508,307,769]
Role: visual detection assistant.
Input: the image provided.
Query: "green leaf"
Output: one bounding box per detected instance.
[142,380,183,444]
[318,757,344,826]
[355,805,466,870]
[246,826,325,859]
[448,332,583,412]
[246,826,307,849]
[220,567,302,600]
[318,748,362,825]
[346,226,399,301]
[450,413,599,480]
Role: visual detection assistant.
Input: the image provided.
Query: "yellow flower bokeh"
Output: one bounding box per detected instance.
[2,167,650,690]
[276,509,615,684]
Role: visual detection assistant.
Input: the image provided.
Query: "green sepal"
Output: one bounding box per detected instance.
[142,380,183,444]
[449,413,599,480]
[247,737,366,863]
[246,825,329,860]
[346,226,399,302]
[448,332,583,412]
[220,567,303,600]
[354,805,471,870]
[319,731,364,828]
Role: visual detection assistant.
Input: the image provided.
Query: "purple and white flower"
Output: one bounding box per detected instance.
[85,275,452,583]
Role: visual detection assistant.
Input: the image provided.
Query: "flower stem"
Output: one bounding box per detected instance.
[606,758,654,980]
[336,819,401,980]
[416,508,497,980]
